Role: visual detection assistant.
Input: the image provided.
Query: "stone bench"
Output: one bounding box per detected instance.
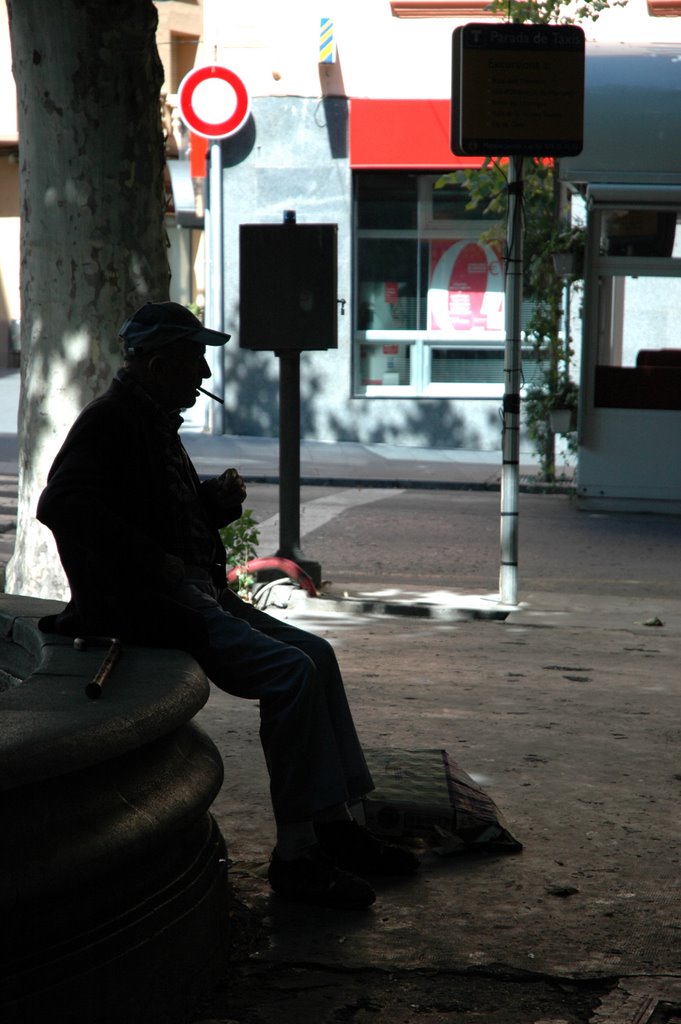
[0,594,229,1024]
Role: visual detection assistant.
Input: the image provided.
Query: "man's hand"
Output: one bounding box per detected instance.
[216,467,247,505]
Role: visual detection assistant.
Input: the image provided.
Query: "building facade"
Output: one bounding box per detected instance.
[2,0,681,487]
[166,0,681,464]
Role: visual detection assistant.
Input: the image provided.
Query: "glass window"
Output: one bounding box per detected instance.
[429,179,500,225]
[359,342,412,387]
[599,209,678,259]
[356,173,418,230]
[595,209,681,369]
[618,275,681,365]
[427,239,504,340]
[430,348,543,386]
[354,172,510,397]
[356,239,422,331]
[591,207,681,410]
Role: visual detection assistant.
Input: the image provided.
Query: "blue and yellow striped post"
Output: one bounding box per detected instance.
[319,17,336,64]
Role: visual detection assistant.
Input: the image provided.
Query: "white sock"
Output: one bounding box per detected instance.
[349,799,366,826]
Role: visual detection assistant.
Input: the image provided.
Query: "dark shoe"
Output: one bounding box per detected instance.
[314,820,419,876]
[268,846,376,910]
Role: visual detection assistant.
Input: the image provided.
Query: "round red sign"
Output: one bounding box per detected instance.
[178,65,250,140]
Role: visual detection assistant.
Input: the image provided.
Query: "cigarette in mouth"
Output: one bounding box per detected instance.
[198,386,225,404]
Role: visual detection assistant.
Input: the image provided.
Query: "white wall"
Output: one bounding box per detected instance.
[209,0,681,104]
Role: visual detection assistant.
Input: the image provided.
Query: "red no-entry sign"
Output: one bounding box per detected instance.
[178,65,250,140]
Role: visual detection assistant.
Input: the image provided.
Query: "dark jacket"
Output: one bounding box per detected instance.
[37,374,239,653]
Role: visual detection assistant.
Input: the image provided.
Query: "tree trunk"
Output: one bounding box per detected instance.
[5,0,169,599]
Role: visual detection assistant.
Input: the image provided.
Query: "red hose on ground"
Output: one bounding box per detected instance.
[226,557,319,596]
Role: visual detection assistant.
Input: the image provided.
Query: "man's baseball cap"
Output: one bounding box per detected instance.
[119,301,231,355]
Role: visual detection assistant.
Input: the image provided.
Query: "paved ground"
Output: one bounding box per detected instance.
[185,498,680,1024]
[2,372,680,1023]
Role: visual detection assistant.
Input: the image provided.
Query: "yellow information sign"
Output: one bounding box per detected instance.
[451,23,584,157]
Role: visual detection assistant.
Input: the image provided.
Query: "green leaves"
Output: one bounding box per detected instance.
[219,509,261,598]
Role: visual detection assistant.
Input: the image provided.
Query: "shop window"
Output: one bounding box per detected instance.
[355,171,522,397]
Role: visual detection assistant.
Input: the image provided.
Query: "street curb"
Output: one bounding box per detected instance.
[200,473,576,495]
[317,595,512,621]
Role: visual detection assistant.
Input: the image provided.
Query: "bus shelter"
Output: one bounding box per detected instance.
[561,42,681,514]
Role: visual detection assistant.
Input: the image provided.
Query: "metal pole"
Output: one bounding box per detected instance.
[271,210,322,587]
[278,351,302,560]
[205,139,225,433]
[275,350,322,587]
[499,155,524,606]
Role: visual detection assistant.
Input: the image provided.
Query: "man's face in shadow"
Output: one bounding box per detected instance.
[149,339,212,412]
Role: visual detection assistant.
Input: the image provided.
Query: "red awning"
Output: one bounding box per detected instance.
[349,98,484,170]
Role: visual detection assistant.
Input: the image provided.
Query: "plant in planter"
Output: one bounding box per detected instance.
[525,372,579,479]
[548,376,579,434]
[551,226,586,280]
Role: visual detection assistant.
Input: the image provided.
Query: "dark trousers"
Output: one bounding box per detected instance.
[193,586,374,824]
